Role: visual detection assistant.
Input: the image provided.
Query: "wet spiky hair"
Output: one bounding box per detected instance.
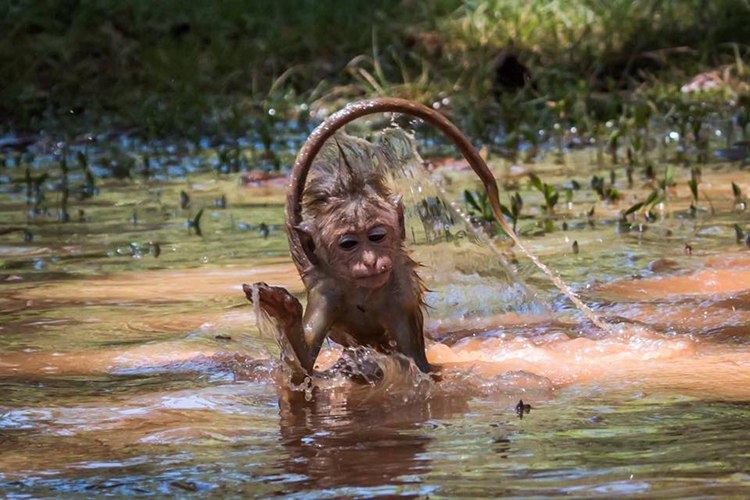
[301,134,395,227]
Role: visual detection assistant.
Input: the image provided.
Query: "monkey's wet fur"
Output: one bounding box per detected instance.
[244,97,584,385]
[242,133,432,383]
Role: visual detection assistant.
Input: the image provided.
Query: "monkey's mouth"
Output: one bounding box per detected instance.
[354,269,392,288]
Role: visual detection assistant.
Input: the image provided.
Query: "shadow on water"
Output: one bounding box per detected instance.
[274,386,466,497]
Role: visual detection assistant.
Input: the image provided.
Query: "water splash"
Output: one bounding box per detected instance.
[374,127,614,333]
[311,129,547,320]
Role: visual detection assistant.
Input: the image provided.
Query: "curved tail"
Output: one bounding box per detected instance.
[286,98,611,332]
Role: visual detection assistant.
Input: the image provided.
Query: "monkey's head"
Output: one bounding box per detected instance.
[299,194,405,289]
[329,195,404,288]
[299,139,406,289]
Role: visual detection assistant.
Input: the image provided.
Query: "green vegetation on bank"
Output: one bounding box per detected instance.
[1,0,750,139]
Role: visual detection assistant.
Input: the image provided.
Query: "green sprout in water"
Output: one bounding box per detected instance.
[77,151,97,199]
[25,168,48,216]
[188,208,204,237]
[734,224,745,243]
[590,175,620,202]
[59,154,70,223]
[142,155,151,178]
[500,192,523,232]
[180,190,190,210]
[464,189,522,236]
[738,107,749,141]
[464,189,494,224]
[642,189,663,222]
[732,182,746,210]
[688,167,700,215]
[215,194,227,209]
[620,188,663,230]
[587,205,596,226]
[259,222,270,239]
[607,123,622,165]
[528,173,558,213]
[734,224,750,248]
[619,200,644,231]
[658,164,676,198]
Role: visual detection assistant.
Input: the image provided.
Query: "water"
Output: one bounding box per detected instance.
[2,125,750,498]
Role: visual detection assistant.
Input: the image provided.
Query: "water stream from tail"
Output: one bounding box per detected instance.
[381,127,614,333]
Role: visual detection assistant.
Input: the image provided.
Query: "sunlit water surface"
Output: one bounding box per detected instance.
[2,128,750,498]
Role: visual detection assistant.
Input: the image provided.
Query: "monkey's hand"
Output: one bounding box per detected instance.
[242,282,302,331]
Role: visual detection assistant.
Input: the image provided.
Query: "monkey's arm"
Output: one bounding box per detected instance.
[296,283,338,374]
[242,282,336,376]
[387,304,437,375]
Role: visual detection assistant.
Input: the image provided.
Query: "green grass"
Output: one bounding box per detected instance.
[1,0,749,137]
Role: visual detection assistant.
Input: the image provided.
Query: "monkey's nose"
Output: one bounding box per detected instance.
[361,251,377,267]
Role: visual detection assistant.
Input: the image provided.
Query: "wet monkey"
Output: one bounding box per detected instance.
[244,97,604,381]
[244,135,430,379]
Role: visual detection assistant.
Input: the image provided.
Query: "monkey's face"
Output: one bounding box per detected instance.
[326,203,400,289]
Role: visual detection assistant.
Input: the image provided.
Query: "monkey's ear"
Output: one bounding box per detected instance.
[294,223,318,265]
[392,196,406,240]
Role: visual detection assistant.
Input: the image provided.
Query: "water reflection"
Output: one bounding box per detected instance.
[275,385,467,496]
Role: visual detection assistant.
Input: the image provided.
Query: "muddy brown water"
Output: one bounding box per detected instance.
[2,132,750,498]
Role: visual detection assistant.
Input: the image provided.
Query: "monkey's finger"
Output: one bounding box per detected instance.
[243,282,302,321]
[242,283,254,301]
[242,282,271,303]
[244,282,288,306]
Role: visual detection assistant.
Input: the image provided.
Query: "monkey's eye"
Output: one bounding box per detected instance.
[368,227,387,243]
[338,235,359,251]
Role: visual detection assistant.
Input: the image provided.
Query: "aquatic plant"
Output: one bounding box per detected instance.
[688,168,701,214]
[621,189,663,228]
[259,222,270,239]
[501,192,523,232]
[180,191,190,210]
[189,208,204,237]
[76,152,97,200]
[735,224,745,243]
[464,188,523,235]
[658,165,676,197]
[737,106,749,141]
[464,189,494,224]
[142,155,151,178]
[25,165,47,216]
[58,154,69,223]
[732,182,747,210]
[528,173,558,213]
[590,175,620,203]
